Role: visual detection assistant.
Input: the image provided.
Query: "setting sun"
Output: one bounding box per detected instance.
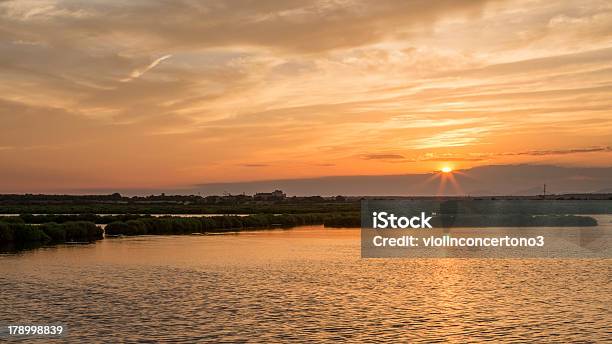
[441,167,453,173]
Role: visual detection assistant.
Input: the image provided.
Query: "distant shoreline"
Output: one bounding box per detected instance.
[1,193,611,215]
[0,212,603,251]
[1,196,610,250]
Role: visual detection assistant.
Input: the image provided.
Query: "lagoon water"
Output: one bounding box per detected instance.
[1,226,610,342]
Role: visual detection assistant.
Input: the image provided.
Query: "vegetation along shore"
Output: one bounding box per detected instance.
[0,192,608,249]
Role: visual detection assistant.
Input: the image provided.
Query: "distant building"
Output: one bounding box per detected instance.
[254,190,286,201]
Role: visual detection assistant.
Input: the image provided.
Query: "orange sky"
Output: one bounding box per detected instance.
[1,0,611,192]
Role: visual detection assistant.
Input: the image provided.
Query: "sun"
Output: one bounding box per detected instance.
[441,166,453,173]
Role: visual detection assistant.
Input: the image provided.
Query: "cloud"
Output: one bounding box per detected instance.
[1,0,612,191]
[0,0,496,53]
[362,152,489,162]
[505,146,612,156]
[419,156,487,162]
[120,54,172,82]
[361,153,406,160]
[389,146,612,164]
[410,127,495,149]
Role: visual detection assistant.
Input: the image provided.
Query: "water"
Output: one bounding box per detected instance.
[1,226,610,342]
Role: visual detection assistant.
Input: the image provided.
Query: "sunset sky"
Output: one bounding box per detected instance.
[1,0,611,193]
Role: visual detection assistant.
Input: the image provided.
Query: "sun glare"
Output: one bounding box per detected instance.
[441,166,453,173]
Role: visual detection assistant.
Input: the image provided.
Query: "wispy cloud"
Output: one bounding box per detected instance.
[419,156,487,162]
[416,147,612,162]
[361,153,406,160]
[410,127,493,150]
[504,146,611,156]
[120,55,172,82]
